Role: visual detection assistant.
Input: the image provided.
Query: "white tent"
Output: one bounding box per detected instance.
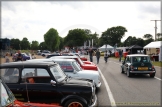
[144,41,162,61]
[99,44,114,52]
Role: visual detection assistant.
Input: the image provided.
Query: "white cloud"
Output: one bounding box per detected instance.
[1,1,161,44]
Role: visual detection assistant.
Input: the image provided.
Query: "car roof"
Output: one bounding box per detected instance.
[127,54,149,57]
[28,58,76,62]
[50,56,79,59]
[0,61,57,68]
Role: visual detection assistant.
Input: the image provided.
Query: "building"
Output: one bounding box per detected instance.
[0,38,10,50]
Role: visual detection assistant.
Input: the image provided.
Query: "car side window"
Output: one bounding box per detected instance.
[21,68,50,83]
[1,68,19,83]
[126,57,130,63]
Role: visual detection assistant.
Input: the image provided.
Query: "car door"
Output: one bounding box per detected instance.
[123,57,130,71]
[19,68,60,104]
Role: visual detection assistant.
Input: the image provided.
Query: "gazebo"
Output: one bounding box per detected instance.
[127,45,143,54]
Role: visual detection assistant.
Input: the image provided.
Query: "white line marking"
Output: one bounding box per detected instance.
[99,70,116,107]
[110,61,162,81]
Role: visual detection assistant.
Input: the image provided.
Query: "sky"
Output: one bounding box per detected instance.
[1,1,161,44]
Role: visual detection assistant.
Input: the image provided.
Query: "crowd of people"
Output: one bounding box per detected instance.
[5,50,23,63]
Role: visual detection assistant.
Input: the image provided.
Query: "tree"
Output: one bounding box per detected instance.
[156,33,162,41]
[64,28,88,48]
[44,28,60,51]
[58,37,64,51]
[20,37,30,50]
[143,34,153,39]
[39,42,48,50]
[31,41,39,50]
[10,38,21,50]
[100,26,127,47]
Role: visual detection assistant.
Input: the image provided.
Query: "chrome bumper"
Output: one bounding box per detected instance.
[89,95,97,107]
[130,71,156,73]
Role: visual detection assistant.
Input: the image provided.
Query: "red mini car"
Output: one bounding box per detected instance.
[50,56,101,72]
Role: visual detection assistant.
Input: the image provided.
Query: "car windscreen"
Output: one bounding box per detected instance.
[50,65,66,82]
[72,61,82,71]
[132,56,151,63]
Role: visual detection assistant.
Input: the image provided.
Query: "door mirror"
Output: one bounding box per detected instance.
[50,80,56,86]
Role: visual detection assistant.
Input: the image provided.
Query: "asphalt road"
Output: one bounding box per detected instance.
[86,56,161,107]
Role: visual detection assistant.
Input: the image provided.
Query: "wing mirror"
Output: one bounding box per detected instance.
[50,80,56,86]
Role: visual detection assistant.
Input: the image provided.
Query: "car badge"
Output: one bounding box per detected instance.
[141,63,144,66]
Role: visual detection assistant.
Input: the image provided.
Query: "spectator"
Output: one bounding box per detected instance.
[95,49,100,64]
[104,50,109,63]
[119,49,122,62]
[89,48,94,62]
[109,50,112,57]
[16,50,23,61]
[127,50,131,55]
[5,52,10,63]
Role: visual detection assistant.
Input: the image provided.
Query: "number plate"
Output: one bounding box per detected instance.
[138,67,148,70]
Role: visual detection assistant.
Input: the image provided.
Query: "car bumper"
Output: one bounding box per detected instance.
[130,71,156,73]
[96,82,101,88]
[89,95,97,107]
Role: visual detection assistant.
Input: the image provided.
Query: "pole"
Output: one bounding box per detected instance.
[151,20,161,41]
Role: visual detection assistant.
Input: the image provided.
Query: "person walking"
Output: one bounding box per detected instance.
[95,49,100,64]
[89,48,94,62]
[119,49,122,62]
[104,50,109,63]
[5,52,10,63]
[16,50,23,61]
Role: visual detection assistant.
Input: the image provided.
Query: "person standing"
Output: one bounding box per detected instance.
[89,48,94,62]
[95,49,100,64]
[16,50,23,61]
[104,50,109,63]
[119,49,122,62]
[5,52,10,63]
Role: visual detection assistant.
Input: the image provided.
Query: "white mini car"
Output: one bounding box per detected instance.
[27,58,101,88]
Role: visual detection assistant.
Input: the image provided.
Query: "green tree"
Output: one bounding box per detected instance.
[143,34,153,39]
[58,37,64,51]
[101,26,127,47]
[64,28,88,48]
[157,33,162,41]
[39,42,47,50]
[44,28,60,51]
[10,38,21,50]
[20,37,30,50]
[31,41,39,50]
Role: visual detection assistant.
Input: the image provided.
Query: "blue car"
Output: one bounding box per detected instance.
[13,53,31,61]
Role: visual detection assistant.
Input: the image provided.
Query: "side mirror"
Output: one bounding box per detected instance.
[50,80,56,86]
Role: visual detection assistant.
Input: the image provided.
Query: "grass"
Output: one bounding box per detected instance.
[111,57,162,67]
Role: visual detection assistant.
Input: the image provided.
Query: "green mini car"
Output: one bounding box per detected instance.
[121,54,156,77]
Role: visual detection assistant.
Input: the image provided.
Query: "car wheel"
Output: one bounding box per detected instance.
[150,73,155,78]
[121,66,124,73]
[64,99,86,107]
[126,69,132,77]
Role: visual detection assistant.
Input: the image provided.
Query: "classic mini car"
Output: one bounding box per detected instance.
[69,53,88,61]
[0,78,61,107]
[121,54,156,77]
[46,53,61,58]
[27,58,101,88]
[50,56,101,72]
[0,61,97,107]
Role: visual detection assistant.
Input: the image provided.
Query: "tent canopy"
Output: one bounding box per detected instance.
[99,44,113,51]
[143,41,162,49]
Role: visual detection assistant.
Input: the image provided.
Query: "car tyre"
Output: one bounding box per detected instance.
[126,69,132,77]
[64,99,87,107]
[150,73,155,78]
[121,66,124,73]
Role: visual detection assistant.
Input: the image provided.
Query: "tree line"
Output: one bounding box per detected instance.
[9,26,162,51]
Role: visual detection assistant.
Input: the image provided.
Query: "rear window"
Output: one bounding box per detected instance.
[132,56,150,63]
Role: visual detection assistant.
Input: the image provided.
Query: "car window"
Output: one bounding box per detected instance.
[50,65,66,82]
[57,61,74,72]
[72,61,82,71]
[1,68,19,83]
[21,68,50,83]
[136,56,150,63]
[126,57,130,63]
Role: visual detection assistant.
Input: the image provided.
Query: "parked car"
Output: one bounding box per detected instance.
[46,53,61,58]
[69,53,88,61]
[50,56,101,72]
[121,54,156,77]
[0,61,97,107]
[0,77,61,107]
[12,53,30,61]
[27,58,101,88]
[41,51,51,57]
